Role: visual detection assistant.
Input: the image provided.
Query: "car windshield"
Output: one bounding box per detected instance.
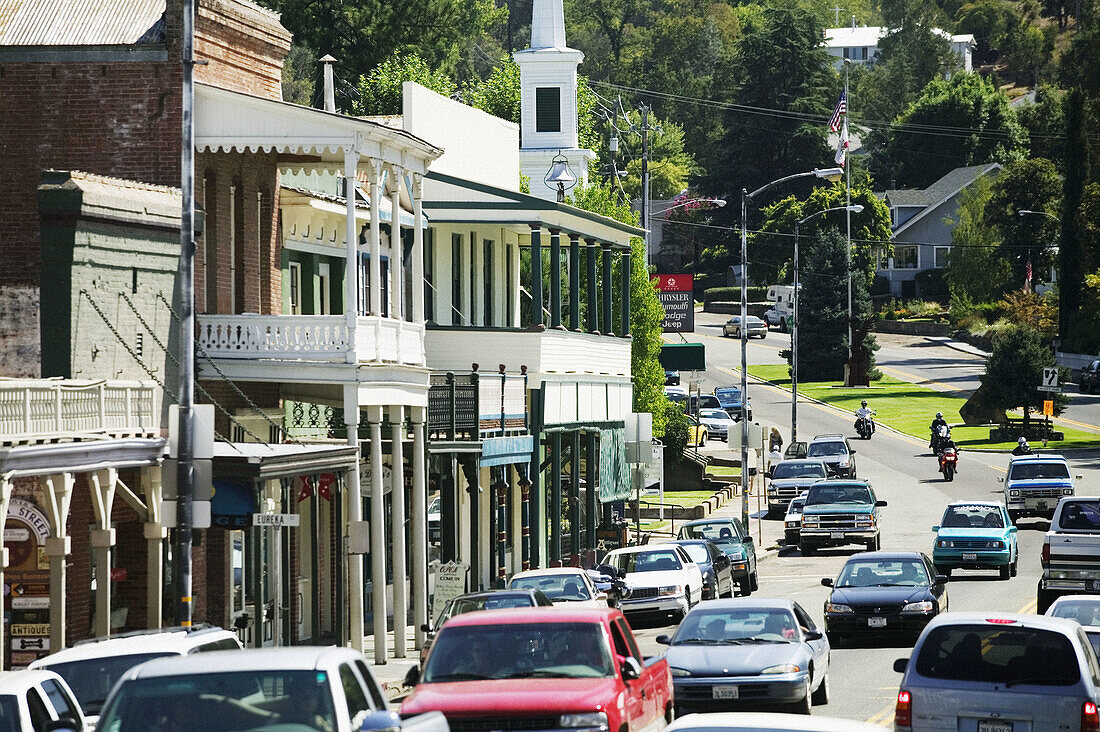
[772,463,827,479]
[674,608,800,645]
[837,559,930,588]
[441,594,537,625]
[805,485,871,506]
[678,544,709,564]
[96,670,338,731]
[941,505,1005,529]
[680,522,743,544]
[787,500,805,516]
[422,622,613,681]
[510,574,592,602]
[915,625,1081,686]
[1058,502,1100,531]
[714,388,741,401]
[807,441,847,457]
[42,652,174,715]
[0,696,21,732]
[608,549,683,573]
[1009,462,1071,480]
[1050,599,1100,627]
[700,409,732,421]
[691,396,721,409]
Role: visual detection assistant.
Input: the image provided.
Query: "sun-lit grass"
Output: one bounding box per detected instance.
[748,364,1100,450]
[640,490,714,508]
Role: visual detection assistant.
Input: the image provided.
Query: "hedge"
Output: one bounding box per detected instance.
[703,286,769,304]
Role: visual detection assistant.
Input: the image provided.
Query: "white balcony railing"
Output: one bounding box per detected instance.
[197,314,425,367]
[0,379,159,443]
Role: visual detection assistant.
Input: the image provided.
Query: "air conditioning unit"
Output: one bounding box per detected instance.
[230,410,285,444]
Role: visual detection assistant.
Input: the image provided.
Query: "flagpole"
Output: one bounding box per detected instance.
[844,58,853,385]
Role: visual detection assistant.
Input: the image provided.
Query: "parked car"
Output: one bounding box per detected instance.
[798,480,886,554]
[30,624,243,724]
[0,669,87,731]
[1038,496,1100,612]
[893,613,1100,732]
[670,539,735,599]
[686,415,709,447]
[723,315,768,339]
[1046,595,1100,655]
[806,434,857,477]
[1002,452,1079,523]
[698,408,736,441]
[713,386,752,422]
[401,607,674,732]
[603,544,706,620]
[931,501,1018,579]
[677,518,759,595]
[656,598,831,716]
[767,459,828,516]
[97,646,448,732]
[668,712,884,731]
[822,552,947,646]
[783,492,809,547]
[508,567,607,608]
[420,589,554,663]
[666,369,681,386]
[1080,358,1100,393]
[427,494,441,543]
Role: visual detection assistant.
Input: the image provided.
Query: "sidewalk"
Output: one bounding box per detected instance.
[362,627,421,701]
[923,335,989,358]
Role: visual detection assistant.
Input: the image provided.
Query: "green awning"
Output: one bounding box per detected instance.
[598,427,630,502]
[660,343,706,371]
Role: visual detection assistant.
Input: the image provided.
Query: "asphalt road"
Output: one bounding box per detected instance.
[633,312,1100,726]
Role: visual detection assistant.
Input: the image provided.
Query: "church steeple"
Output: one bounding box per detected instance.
[514,0,595,201]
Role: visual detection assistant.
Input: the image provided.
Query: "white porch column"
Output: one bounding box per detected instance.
[90,468,118,638]
[344,385,365,651]
[369,161,383,317]
[344,150,360,358]
[389,170,404,321]
[410,407,428,648]
[367,406,387,663]
[142,466,165,630]
[390,405,407,658]
[411,174,425,323]
[42,472,74,651]
[0,476,13,670]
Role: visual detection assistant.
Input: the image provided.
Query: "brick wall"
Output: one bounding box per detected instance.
[195,0,291,100]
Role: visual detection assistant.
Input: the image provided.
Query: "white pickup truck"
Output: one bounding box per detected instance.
[1038,496,1100,612]
[763,285,794,332]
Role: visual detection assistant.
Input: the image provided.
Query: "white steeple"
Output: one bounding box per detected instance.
[514,0,595,201]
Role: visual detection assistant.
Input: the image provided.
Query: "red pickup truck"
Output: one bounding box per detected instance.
[400,607,674,731]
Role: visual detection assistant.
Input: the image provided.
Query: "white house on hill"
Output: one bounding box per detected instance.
[824,23,975,74]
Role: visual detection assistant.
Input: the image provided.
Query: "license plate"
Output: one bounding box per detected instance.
[963,553,978,561]
[868,617,887,628]
[712,685,739,699]
[978,721,1012,732]
[830,532,846,539]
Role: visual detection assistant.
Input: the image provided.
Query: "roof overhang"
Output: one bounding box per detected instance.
[211,442,358,481]
[195,83,442,175]
[423,171,643,249]
[0,438,166,479]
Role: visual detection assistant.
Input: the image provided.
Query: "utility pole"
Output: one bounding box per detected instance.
[844,58,854,386]
[639,103,652,269]
[176,0,197,626]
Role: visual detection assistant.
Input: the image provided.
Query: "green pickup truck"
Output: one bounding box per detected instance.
[798,480,887,555]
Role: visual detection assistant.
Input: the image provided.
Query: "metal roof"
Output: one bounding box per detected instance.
[0,0,166,46]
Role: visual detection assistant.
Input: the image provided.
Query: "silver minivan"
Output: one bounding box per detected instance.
[893,612,1100,731]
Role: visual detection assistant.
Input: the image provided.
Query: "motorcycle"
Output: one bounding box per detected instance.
[590,564,631,608]
[939,447,958,481]
[854,412,875,440]
[930,424,951,455]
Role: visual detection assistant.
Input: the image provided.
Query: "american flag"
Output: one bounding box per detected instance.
[828,90,847,132]
[1024,255,1033,292]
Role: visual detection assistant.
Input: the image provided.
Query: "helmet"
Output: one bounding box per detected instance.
[1018,437,1028,445]
[936,412,943,418]
[861,400,867,407]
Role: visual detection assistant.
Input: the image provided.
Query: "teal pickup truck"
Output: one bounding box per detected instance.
[798,480,887,555]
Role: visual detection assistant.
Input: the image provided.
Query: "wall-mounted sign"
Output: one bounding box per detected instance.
[252,513,301,528]
[651,274,694,332]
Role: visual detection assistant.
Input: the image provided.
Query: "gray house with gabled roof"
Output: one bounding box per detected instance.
[877,163,1002,298]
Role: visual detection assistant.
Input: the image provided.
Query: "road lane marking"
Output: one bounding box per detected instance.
[866,700,896,726]
[1018,598,1037,615]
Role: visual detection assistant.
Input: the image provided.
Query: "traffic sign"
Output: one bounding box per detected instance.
[1038,385,1061,392]
[252,513,300,528]
[1043,400,1054,416]
[1043,367,1059,388]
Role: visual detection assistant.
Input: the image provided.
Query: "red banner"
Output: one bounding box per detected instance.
[651,274,693,292]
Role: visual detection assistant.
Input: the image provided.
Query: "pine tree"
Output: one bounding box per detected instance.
[796,229,849,381]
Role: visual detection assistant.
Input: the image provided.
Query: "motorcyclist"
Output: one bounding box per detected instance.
[854,400,875,434]
[939,435,959,474]
[1012,437,1033,456]
[930,412,948,449]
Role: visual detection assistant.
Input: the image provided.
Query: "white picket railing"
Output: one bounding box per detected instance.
[197,314,425,367]
[0,379,159,442]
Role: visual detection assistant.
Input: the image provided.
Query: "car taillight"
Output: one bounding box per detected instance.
[1042,543,1051,566]
[1084,701,1099,732]
[895,690,912,727]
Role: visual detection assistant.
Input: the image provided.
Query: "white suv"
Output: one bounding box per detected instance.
[30,625,242,723]
[0,669,86,730]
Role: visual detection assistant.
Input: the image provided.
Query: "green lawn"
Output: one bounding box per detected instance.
[640,490,714,508]
[747,364,1100,450]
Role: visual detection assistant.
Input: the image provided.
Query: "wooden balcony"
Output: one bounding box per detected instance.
[425,328,631,381]
[427,372,529,439]
[0,379,159,444]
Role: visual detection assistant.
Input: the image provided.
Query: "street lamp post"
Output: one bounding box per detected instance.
[792,204,864,443]
[739,167,843,531]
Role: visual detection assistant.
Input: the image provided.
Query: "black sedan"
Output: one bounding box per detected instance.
[671,539,735,600]
[821,551,947,646]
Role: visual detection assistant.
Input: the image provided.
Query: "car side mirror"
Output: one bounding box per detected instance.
[1009,526,1018,533]
[850,449,857,454]
[821,578,834,587]
[596,564,617,577]
[931,525,940,532]
[804,630,823,641]
[934,575,949,585]
[1077,475,1084,480]
[621,656,643,681]
[656,634,672,645]
[893,658,909,673]
[876,500,888,507]
[420,623,432,633]
[743,535,754,543]
[596,592,608,603]
[404,665,421,687]
[998,477,1004,482]
[359,710,404,731]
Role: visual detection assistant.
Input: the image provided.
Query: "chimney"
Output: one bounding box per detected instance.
[319,54,337,113]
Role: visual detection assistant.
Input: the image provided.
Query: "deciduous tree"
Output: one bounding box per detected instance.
[980,325,1068,425]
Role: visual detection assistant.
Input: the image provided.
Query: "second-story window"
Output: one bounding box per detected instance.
[451,233,464,325]
[483,239,494,326]
[425,228,435,323]
[288,261,302,315]
[505,243,514,328]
